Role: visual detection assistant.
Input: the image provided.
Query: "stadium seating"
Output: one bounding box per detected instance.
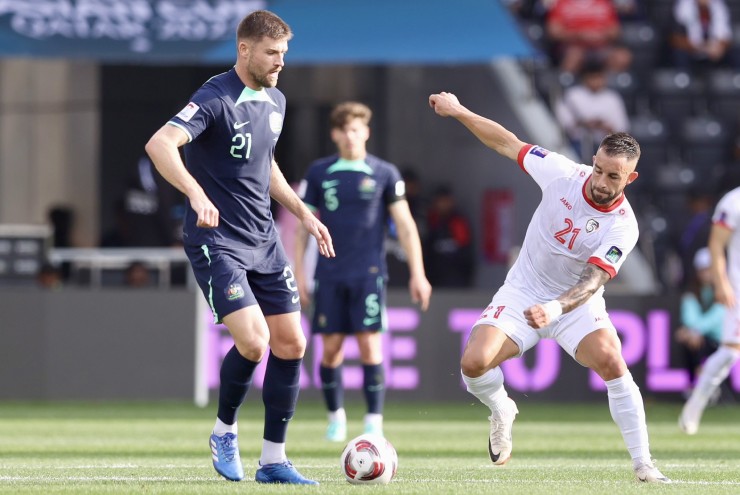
[706,69,740,130]
[649,69,706,134]
[680,115,730,169]
[628,113,671,189]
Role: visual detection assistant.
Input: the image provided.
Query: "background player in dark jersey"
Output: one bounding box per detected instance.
[144,10,334,485]
[294,102,432,442]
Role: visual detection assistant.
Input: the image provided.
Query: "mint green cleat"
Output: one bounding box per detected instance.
[363,422,383,437]
[325,420,347,442]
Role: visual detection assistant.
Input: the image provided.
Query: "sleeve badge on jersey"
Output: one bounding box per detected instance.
[395,180,406,197]
[176,102,200,122]
[605,246,623,264]
[529,146,550,158]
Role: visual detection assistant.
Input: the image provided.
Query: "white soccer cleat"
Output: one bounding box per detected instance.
[678,412,698,435]
[488,397,518,465]
[634,459,671,483]
[678,401,702,435]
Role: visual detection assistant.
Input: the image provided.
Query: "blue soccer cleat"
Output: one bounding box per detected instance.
[209,432,244,481]
[255,460,319,485]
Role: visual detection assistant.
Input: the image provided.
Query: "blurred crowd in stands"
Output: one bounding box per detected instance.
[506,0,740,293]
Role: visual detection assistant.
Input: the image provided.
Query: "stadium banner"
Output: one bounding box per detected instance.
[0,0,266,63]
[3,288,737,402]
[226,290,740,403]
[0,0,536,64]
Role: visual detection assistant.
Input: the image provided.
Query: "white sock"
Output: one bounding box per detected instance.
[328,408,347,423]
[364,413,383,429]
[687,346,740,412]
[260,440,286,466]
[605,372,650,461]
[462,367,508,414]
[212,418,237,436]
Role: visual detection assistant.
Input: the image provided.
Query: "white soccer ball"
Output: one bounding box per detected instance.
[340,433,398,485]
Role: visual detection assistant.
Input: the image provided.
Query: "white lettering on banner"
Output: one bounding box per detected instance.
[0,0,266,49]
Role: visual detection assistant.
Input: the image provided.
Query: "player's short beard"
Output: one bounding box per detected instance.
[590,185,619,205]
[250,67,276,89]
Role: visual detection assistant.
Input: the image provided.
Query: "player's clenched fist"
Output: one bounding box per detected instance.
[429,92,462,117]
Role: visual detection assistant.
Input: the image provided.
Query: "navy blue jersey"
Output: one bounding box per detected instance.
[301,154,404,281]
[167,67,286,250]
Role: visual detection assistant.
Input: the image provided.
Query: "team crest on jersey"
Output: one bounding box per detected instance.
[529,146,550,158]
[269,111,283,133]
[586,219,599,233]
[176,102,200,122]
[225,284,245,301]
[359,176,377,193]
[605,246,623,264]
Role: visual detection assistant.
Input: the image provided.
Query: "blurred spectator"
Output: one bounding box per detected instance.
[545,0,633,75]
[400,168,426,225]
[103,155,183,247]
[423,185,474,288]
[669,0,736,73]
[36,262,63,290]
[502,0,555,20]
[676,188,715,290]
[612,0,645,21]
[674,247,725,398]
[47,205,76,281]
[48,206,75,248]
[124,261,154,288]
[100,199,131,247]
[554,58,630,162]
[387,168,428,287]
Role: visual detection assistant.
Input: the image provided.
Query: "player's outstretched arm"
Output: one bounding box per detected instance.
[270,161,335,258]
[524,264,611,329]
[428,92,526,162]
[145,124,219,228]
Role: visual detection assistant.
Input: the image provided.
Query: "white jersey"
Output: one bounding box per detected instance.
[505,144,639,301]
[712,187,740,292]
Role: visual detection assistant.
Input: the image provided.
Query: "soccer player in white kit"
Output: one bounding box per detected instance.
[428,91,670,483]
[680,186,740,434]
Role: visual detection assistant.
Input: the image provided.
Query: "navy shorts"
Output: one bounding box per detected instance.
[311,275,387,334]
[184,241,300,323]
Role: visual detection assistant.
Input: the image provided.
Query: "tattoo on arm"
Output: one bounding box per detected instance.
[558,264,611,314]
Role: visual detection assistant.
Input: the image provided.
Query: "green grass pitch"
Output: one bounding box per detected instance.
[0,399,738,494]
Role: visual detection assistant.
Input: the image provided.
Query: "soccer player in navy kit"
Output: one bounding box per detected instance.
[144,10,334,485]
[294,102,432,442]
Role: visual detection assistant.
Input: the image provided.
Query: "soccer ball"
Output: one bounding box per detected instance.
[340,433,398,485]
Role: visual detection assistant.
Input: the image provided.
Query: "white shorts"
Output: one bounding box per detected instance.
[721,303,740,344]
[473,283,616,361]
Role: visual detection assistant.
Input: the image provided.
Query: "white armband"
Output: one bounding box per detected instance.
[543,300,563,320]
